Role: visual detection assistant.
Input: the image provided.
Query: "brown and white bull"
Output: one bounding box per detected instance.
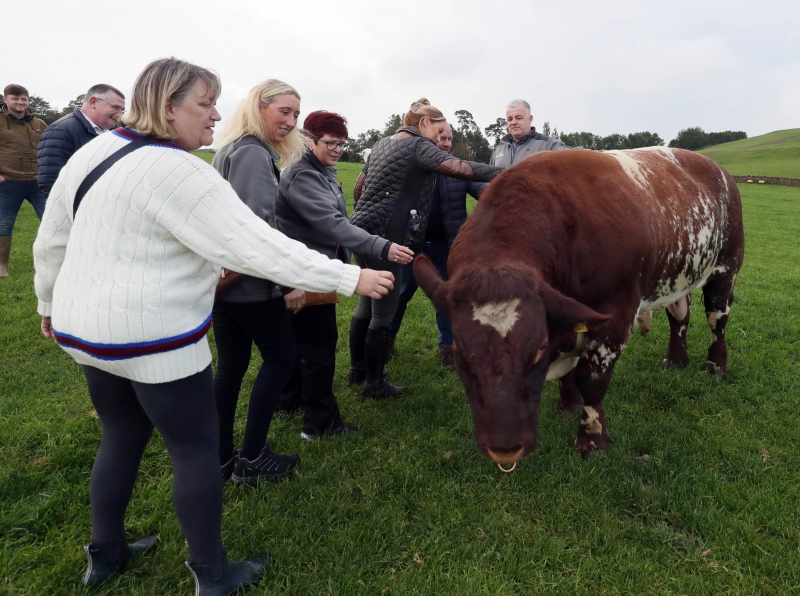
[414,147,744,466]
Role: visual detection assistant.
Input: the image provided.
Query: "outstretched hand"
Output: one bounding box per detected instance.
[387,244,414,265]
[41,316,55,340]
[355,269,394,299]
[284,289,306,313]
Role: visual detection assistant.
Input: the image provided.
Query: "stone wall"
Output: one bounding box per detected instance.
[733,175,800,187]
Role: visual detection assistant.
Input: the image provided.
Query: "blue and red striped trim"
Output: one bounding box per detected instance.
[112,127,187,152]
[53,315,212,361]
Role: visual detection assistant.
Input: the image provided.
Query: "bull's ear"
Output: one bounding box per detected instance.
[413,255,452,315]
[539,283,611,330]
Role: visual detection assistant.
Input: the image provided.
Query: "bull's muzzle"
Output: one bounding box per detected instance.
[487,445,526,466]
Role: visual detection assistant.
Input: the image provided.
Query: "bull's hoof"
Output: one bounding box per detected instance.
[704,361,727,379]
[661,356,689,370]
[575,437,606,459]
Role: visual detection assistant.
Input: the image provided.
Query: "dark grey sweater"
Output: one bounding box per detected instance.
[277,151,389,264]
[212,136,286,302]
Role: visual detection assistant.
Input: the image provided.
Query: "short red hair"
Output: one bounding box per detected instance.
[303,110,348,139]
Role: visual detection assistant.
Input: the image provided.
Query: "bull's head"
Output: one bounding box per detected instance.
[414,255,609,466]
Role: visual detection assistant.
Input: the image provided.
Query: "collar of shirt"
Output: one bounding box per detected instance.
[78,109,106,135]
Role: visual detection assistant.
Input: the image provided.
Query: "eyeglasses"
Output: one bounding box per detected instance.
[95,97,126,114]
[313,137,347,150]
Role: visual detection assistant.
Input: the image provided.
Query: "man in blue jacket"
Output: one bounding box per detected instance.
[37,84,125,197]
[389,123,486,368]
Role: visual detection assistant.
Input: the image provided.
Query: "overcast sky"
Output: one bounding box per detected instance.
[5,0,798,146]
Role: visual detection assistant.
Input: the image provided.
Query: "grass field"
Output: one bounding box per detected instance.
[698,128,800,178]
[2,160,800,594]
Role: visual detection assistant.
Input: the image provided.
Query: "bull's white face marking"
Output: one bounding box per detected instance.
[707,306,730,329]
[606,151,651,190]
[582,406,603,435]
[472,299,521,338]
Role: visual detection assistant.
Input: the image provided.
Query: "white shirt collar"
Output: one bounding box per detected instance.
[78,109,106,135]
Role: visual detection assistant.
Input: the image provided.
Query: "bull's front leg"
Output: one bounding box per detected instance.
[571,326,631,458]
[558,370,583,418]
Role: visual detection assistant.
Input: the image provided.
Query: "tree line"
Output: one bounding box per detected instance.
[4,94,745,156]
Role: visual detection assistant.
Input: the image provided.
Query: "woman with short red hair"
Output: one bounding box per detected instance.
[276,111,413,439]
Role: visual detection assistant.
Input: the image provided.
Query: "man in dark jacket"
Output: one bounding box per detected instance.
[389,123,486,368]
[490,99,569,167]
[37,84,125,197]
[0,84,47,276]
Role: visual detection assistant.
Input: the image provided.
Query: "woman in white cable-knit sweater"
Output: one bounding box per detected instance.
[33,58,393,594]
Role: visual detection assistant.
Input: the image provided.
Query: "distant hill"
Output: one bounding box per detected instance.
[698,128,800,178]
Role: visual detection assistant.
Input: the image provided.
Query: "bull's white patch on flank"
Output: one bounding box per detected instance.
[606,151,651,190]
[472,298,521,338]
[582,406,603,435]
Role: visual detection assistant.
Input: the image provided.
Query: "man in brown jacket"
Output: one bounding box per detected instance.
[0,84,47,276]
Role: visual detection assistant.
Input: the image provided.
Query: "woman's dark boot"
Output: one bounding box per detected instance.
[348,317,370,385]
[82,535,158,587]
[186,549,271,596]
[363,326,406,398]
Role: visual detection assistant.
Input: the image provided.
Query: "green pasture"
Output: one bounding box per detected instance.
[2,162,800,594]
[699,128,800,178]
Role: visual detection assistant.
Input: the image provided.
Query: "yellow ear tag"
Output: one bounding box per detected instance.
[574,322,588,333]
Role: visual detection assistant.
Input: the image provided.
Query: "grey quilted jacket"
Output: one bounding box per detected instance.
[350,126,502,251]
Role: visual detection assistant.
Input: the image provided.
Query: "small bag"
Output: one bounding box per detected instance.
[303,244,342,307]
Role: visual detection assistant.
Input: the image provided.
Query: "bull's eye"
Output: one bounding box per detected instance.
[533,346,547,365]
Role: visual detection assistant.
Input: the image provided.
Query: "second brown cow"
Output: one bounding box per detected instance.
[414,147,744,466]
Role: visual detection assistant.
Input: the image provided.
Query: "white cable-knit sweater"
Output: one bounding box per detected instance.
[33,129,361,383]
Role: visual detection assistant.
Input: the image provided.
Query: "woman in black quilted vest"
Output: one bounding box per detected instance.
[349,99,504,398]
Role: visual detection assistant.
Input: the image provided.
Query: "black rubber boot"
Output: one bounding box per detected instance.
[82,535,158,587]
[186,550,271,596]
[363,327,406,399]
[348,317,370,385]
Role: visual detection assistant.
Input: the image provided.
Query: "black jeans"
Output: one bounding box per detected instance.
[83,365,223,565]
[212,299,296,462]
[280,303,343,434]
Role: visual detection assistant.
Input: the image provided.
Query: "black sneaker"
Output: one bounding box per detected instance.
[231,446,299,484]
[300,423,359,442]
[221,449,237,481]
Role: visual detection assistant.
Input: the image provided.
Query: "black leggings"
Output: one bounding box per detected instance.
[83,365,223,565]
[212,298,296,462]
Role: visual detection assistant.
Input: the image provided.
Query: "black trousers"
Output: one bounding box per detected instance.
[280,303,344,434]
[83,365,224,565]
[212,299,296,462]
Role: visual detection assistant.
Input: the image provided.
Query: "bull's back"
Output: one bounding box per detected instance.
[453,148,743,306]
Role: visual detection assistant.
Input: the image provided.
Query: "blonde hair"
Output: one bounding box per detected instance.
[401,98,446,129]
[121,57,220,140]
[215,79,304,167]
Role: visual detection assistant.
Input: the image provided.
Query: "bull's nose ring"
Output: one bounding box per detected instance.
[497,462,517,473]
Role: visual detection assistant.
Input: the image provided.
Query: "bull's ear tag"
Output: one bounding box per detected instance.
[574,322,588,333]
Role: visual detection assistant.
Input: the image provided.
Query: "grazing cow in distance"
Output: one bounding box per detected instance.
[414,147,744,466]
